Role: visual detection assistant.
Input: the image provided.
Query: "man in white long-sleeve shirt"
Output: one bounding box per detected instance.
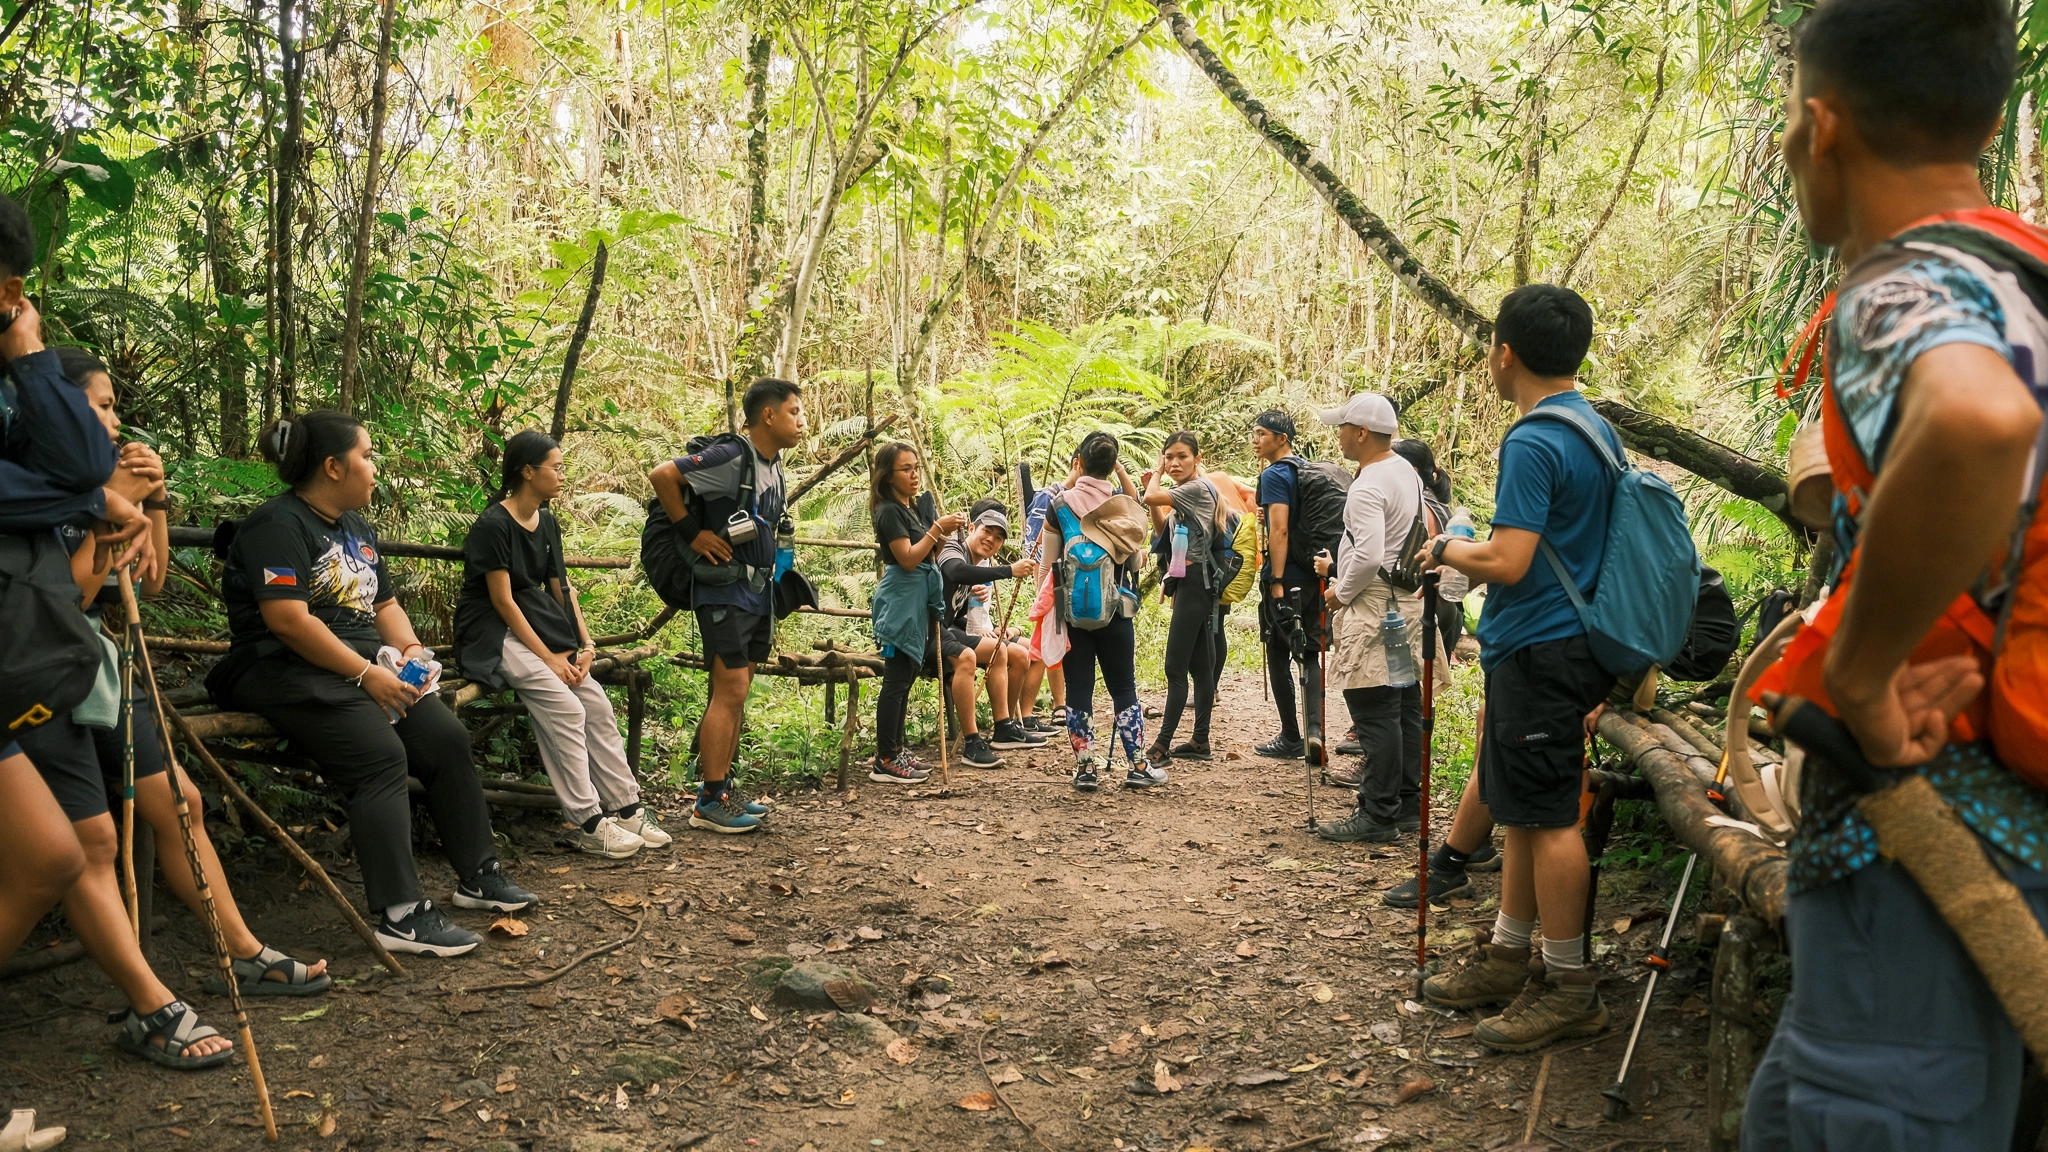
[1311,393,1429,844]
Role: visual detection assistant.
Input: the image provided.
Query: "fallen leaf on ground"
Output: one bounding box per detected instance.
[1218,1108,1266,1123]
[1397,1077,1436,1104]
[284,1090,314,1100]
[1234,940,1258,958]
[546,866,571,874]
[307,1055,327,1069]
[279,1005,328,1023]
[727,926,757,944]
[855,926,885,941]
[957,1092,997,1111]
[488,917,528,938]
[1156,1020,1191,1040]
[988,1065,1023,1086]
[317,1112,337,1137]
[823,979,872,1011]
[1152,1060,1182,1094]
[1065,1066,1098,1080]
[749,1004,770,1021]
[1439,1022,1474,1039]
[885,1038,918,1065]
[603,892,643,909]
[1288,1058,1328,1073]
[1233,1068,1290,1087]
[1310,983,1334,1003]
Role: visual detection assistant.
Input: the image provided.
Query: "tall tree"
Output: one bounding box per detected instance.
[338,0,398,415]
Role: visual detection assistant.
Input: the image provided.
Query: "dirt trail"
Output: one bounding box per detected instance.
[2,671,1710,1151]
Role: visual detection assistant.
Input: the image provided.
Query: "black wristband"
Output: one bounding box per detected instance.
[1431,536,1451,564]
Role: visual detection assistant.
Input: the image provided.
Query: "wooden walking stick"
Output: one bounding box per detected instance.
[125,587,278,1140]
[932,615,951,786]
[117,570,140,942]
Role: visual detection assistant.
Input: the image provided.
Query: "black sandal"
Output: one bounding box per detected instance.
[202,945,330,997]
[112,1001,234,1070]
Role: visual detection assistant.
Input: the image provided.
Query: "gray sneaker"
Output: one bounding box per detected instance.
[1123,763,1168,789]
[1314,808,1400,844]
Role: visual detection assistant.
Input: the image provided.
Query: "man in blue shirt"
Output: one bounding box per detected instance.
[646,377,804,834]
[1252,410,1317,759]
[1416,284,1618,1053]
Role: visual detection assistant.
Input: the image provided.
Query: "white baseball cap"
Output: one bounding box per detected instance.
[1317,392,1398,435]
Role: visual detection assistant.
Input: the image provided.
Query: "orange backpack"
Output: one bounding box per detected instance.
[1755,206,2048,788]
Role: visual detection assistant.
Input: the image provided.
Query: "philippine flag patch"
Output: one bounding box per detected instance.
[262,568,298,587]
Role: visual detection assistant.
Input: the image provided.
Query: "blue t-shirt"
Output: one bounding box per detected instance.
[1256,457,1302,587]
[1474,390,1622,669]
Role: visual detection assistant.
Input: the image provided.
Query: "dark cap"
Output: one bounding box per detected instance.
[1253,410,1297,440]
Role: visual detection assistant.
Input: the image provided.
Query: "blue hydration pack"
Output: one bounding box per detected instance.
[1052,498,1125,630]
[1522,405,1700,680]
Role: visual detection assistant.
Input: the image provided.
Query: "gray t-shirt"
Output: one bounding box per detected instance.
[1166,478,1219,571]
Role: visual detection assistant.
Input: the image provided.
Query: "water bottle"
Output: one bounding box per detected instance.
[1382,605,1418,688]
[1168,522,1190,578]
[774,516,796,579]
[1448,506,1476,540]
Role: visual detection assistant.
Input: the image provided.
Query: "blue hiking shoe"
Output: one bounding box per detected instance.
[688,796,762,835]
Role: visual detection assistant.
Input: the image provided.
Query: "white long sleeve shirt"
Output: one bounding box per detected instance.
[1330,454,1423,606]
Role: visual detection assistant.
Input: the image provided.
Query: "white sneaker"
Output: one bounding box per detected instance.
[570,816,645,859]
[615,809,672,848]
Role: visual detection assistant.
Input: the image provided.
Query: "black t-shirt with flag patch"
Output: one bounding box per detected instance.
[224,492,391,654]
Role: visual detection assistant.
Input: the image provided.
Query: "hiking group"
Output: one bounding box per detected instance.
[5,0,2048,1148]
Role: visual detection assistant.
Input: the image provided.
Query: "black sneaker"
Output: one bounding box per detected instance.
[961,733,1003,769]
[1255,735,1305,760]
[1314,809,1401,844]
[1072,755,1100,793]
[1382,868,1472,909]
[1397,798,1422,834]
[988,719,1045,750]
[376,901,483,957]
[453,860,536,913]
[1171,741,1213,761]
[1467,841,1502,872]
[869,755,923,785]
[1124,763,1168,789]
[1020,715,1048,735]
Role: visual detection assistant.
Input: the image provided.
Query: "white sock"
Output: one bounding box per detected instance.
[384,900,423,922]
[1492,912,1535,952]
[1541,934,1586,972]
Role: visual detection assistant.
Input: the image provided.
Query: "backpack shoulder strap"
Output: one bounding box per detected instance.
[1514,405,1626,476]
[1538,538,1595,620]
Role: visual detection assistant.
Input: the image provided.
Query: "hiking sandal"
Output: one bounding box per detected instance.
[111,1000,234,1070]
[201,945,331,997]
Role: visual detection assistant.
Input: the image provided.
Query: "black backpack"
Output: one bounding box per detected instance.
[1272,457,1350,573]
[1664,564,1741,682]
[640,432,753,610]
[0,564,103,736]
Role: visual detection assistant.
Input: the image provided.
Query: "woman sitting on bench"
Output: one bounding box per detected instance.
[210,410,535,958]
[455,431,667,859]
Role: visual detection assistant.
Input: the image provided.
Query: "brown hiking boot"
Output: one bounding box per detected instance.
[1475,967,1608,1052]
[1422,944,1531,1009]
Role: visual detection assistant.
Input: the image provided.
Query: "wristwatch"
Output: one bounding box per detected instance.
[1430,535,1452,565]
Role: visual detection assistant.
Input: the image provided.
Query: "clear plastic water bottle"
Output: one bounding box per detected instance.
[774,516,796,579]
[1382,605,1418,688]
[1168,522,1190,578]
[1448,506,1476,540]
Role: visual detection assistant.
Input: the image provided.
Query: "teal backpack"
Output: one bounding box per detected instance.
[1052,497,1128,630]
[1520,405,1700,680]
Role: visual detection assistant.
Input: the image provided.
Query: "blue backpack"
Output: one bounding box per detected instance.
[1052,498,1129,630]
[1519,405,1700,680]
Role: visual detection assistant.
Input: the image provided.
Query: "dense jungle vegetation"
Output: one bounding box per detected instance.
[18,0,2048,789]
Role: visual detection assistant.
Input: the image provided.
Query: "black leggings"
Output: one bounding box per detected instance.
[1209,605,1230,702]
[235,657,498,911]
[1262,592,1324,742]
[876,649,922,761]
[1065,616,1140,759]
[1157,577,1217,748]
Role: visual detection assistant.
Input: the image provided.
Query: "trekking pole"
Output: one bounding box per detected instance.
[1601,848,1699,1121]
[117,566,140,943]
[125,580,279,1141]
[1413,572,1438,997]
[932,615,951,786]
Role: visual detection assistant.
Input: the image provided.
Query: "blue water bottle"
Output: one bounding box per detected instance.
[774,516,796,579]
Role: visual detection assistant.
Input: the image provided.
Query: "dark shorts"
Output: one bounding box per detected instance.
[1477,634,1614,828]
[941,627,980,664]
[14,713,110,822]
[696,605,773,670]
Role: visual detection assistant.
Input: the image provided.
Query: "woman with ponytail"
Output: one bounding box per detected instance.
[455,432,664,858]
[214,411,535,958]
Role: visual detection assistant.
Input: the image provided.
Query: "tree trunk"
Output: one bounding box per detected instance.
[897,12,1156,395]
[730,28,772,427]
[337,0,397,415]
[205,196,252,458]
[1561,46,1666,289]
[1512,84,1545,287]
[1151,0,1492,348]
[552,241,608,442]
[766,2,971,380]
[273,0,307,411]
[1586,398,1796,524]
